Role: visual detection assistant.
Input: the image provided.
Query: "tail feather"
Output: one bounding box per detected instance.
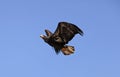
[61,45,75,55]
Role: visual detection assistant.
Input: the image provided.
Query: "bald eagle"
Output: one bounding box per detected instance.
[40,22,83,55]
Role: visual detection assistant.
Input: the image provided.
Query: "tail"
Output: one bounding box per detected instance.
[61,45,75,55]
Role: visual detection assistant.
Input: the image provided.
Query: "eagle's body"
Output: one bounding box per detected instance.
[40,22,83,55]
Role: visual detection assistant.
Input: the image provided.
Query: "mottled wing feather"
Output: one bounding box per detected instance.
[54,22,83,44]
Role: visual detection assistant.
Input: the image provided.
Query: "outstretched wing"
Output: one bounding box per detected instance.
[54,22,83,44]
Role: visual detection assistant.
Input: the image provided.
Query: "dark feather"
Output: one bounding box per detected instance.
[54,22,84,44]
[45,29,53,37]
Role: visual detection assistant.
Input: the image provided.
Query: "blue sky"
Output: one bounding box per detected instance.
[0,0,120,77]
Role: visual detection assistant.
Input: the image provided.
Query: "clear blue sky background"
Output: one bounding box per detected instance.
[0,0,120,77]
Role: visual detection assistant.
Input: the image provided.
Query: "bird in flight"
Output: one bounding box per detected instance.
[40,22,83,55]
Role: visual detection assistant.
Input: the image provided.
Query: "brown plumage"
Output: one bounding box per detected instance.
[40,22,83,55]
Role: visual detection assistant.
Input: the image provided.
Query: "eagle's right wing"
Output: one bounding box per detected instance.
[54,22,83,44]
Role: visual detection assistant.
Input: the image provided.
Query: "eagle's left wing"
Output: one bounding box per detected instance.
[45,29,53,37]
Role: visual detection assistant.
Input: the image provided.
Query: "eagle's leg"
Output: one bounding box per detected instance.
[61,45,75,55]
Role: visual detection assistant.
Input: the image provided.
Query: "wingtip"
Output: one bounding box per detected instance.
[80,32,84,36]
[78,30,84,36]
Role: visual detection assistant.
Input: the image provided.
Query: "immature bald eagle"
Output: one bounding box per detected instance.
[40,22,83,55]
